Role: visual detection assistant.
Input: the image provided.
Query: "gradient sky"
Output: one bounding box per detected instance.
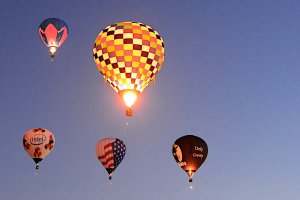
[1,0,300,199]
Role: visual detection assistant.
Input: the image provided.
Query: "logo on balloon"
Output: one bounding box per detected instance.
[30,134,46,145]
[193,145,204,159]
[173,144,186,166]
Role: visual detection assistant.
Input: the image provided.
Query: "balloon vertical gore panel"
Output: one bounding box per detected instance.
[172,135,208,182]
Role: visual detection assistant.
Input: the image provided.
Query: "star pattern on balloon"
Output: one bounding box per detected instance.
[113,139,126,168]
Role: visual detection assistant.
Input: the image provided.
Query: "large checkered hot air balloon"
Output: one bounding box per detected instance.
[23,128,55,169]
[93,21,165,116]
[96,138,126,180]
[38,18,69,60]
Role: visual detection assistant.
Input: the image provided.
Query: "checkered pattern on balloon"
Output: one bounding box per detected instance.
[93,22,165,115]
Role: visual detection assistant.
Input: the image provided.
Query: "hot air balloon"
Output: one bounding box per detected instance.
[93,21,165,116]
[96,138,126,180]
[172,135,208,182]
[38,18,69,60]
[23,128,55,169]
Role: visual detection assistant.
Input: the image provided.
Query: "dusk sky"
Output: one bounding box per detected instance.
[1,0,300,199]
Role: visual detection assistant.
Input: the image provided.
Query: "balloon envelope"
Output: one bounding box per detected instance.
[23,128,55,169]
[172,135,208,182]
[38,18,69,58]
[96,138,126,179]
[93,21,165,116]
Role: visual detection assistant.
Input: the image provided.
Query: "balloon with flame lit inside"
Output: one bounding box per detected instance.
[38,18,69,59]
[96,138,126,180]
[23,128,55,169]
[172,135,208,182]
[93,21,165,116]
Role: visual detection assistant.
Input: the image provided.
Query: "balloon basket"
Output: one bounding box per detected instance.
[34,164,39,176]
[126,108,133,116]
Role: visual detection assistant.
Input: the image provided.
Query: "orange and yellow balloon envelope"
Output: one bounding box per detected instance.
[23,128,55,169]
[93,21,165,116]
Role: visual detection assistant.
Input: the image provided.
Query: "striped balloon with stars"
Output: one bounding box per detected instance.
[96,138,126,180]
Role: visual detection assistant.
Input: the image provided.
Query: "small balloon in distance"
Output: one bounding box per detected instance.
[38,18,69,60]
[23,128,55,169]
[96,138,126,180]
[172,135,208,182]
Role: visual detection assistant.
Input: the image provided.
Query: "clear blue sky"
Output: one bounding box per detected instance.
[1,0,300,199]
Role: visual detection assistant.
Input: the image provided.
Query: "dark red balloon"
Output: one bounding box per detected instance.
[172,135,208,182]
